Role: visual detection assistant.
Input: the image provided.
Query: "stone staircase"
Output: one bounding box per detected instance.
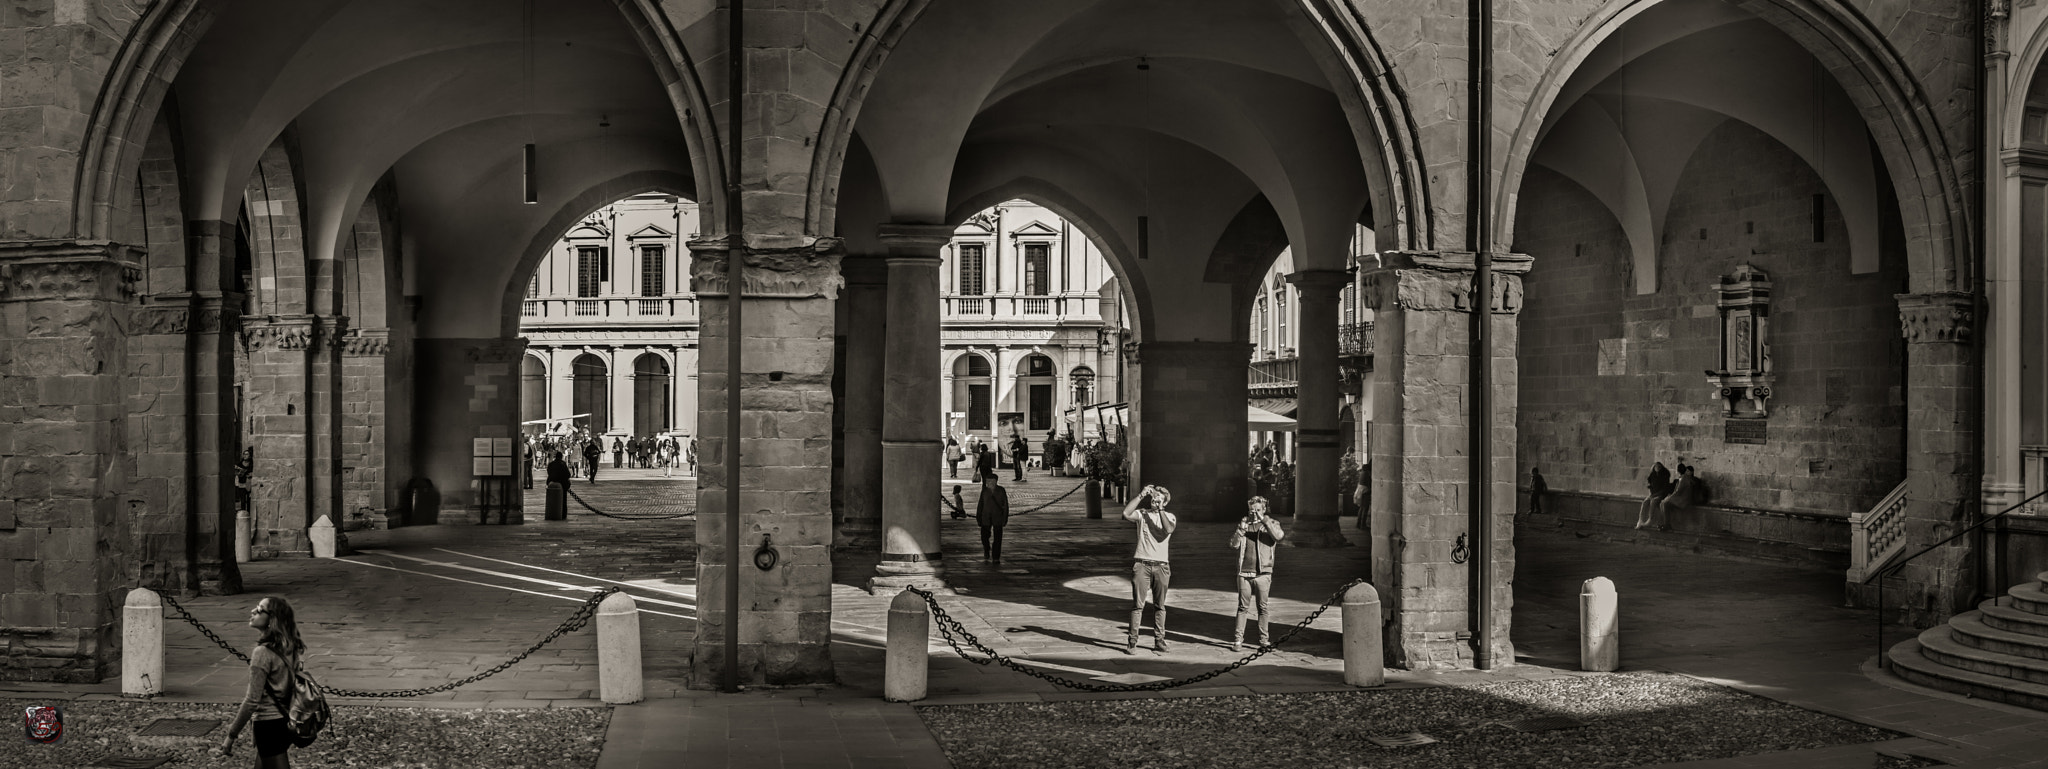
[1887,570,2048,711]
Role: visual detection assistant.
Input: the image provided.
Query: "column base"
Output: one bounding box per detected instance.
[1286,517,1351,548]
[868,573,951,595]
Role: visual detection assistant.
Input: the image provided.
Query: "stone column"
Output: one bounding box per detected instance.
[307,315,345,534]
[871,225,952,593]
[0,242,142,682]
[1883,292,1981,625]
[240,315,316,556]
[340,329,391,525]
[1137,341,1253,522]
[837,256,887,548]
[688,236,843,686]
[1288,269,1350,547]
[548,346,575,423]
[1361,251,1528,670]
[187,220,245,593]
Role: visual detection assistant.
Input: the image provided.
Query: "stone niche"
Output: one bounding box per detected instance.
[1703,263,1773,419]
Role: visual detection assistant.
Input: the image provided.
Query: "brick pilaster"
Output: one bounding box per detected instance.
[341,329,392,527]
[1361,251,1528,670]
[835,256,887,548]
[0,242,142,682]
[1870,291,1981,625]
[688,236,843,687]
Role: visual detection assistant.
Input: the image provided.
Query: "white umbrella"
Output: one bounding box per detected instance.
[1248,404,1296,432]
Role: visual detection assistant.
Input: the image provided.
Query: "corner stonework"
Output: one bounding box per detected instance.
[688,235,844,687]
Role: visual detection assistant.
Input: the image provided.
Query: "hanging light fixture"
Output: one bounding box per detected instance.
[1138,56,1152,260]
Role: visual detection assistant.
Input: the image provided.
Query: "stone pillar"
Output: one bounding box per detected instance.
[0,242,142,682]
[410,337,528,524]
[187,221,243,593]
[1136,341,1252,522]
[240,315,316,556]
[1361,251,1528,670]
[340,329,391,526]
[837,256,887,548]
[688,236,843,686]
[1288,269,1350,547]
[307,315,345,537]
[1883,292,1981,625]
[871,226,951,593]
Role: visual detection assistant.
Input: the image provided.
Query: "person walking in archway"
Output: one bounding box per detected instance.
[976,442,997,482]
[218,596,306,768]
[1123,484,1178,654]
[976,473,1010,562]
[945,437,963,478]
[582,439,603,485]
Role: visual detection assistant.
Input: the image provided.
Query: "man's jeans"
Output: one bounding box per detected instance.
[1130,560,1171,643]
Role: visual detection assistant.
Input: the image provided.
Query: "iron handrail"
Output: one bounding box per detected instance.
[1876,487,2048,668]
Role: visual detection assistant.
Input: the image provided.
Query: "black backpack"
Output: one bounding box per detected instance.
[264,650,331,748]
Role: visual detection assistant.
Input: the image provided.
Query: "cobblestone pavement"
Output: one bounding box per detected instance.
[7,467,2046,768]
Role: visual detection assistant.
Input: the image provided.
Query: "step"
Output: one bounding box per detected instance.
[1887,637,2048,711]
[2013,583,2048,616]
[1950,611,2048,661]
[1979,598,2048,638]
[1916,625,2048,686]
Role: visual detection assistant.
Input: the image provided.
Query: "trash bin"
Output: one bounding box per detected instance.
[546,482,568,521]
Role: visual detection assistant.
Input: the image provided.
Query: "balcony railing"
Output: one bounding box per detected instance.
[956,297,985,314]
[1248,357,1299,389]
[1023,297,1051,314]
[1340,321,1375,357]
[519,297,699,322]
[942,294,1097,319]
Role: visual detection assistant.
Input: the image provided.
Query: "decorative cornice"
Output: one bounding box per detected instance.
[1897,291,1975,344]
[1360,251,1532,314]
[240,315,314,351]
[0,241,143,303]
[688,236,846,298]
[464,336,530,364]
[341,328,391,357]
[313,316,349,352]
[132,306,190,335]
[1285,268,1352,298]
[131,293,240,335]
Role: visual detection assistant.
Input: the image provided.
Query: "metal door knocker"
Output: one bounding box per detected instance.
[1452,533,1469,564]
[753,534,779,571]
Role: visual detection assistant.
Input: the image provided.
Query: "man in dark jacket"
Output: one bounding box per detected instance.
[1228,496,1287,650]
[976,474,1010,561]
[1009,433,1029,482]
[582,440,603,484]
[546,452,573,488]
[976,444,997,481]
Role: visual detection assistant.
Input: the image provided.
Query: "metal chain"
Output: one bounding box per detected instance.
[566,487,693,520]
[158,586,622,698]
[908,577,1366,692]
[941,478,1090,520]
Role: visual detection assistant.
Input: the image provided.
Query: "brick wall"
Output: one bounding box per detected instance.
[1515,119,1907,522]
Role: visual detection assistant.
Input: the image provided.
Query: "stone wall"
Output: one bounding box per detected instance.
[412,338,526,525]
[1135,341,1252,523]
[1515,121,1908,532]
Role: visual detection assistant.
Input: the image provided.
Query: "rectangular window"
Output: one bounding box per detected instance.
[1277,289,1289,351]
[639,246,665,297]
[527,274,539,298]
[968,384,991,430]
[576,247,604,298]
[1024,243,1050,295]
[958,244,985,295]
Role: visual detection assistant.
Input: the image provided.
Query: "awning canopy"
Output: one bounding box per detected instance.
[1249,398,1296,418]
[1248,404,1296,432]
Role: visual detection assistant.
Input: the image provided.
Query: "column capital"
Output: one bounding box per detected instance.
[1896,291,1975,344]
[1286,268,1352,297]
[0,240,143,303]
[241,314,316,351]
[875,223,956,259]
[687,235,846,299]
[341,328,391,357]
[1360,251,1533,315]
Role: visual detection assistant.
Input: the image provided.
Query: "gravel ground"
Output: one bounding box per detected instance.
[3,698,608,769]
[917,672,1913,769]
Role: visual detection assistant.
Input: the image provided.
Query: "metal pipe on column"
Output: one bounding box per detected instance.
[722,0,744,694]
[1467,0,1496,670]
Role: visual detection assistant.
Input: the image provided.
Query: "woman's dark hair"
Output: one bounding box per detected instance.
[257,596,306,662]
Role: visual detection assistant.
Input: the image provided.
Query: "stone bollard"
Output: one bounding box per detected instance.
[1342,582,1385,687]
[885,589,929,702]
[309,515,337,558]
[235,510,253,563]
[1580,576,1619,672]
[597,592,643,704]
[123,588,163,697]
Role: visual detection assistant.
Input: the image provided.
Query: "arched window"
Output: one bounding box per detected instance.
[953,353,994,430]
[965,354,991,377]
[572,354,609,433]
[1021,354,1056,430]
[521,355,547,429]
[633,353,671,436]
[1071,365,1095,406]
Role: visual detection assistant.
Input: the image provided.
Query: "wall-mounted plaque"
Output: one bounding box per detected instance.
[1725,419,1767,445]
[472,438,494,457]
[491,438,514,457]
[472,457,495,475]
[490,457,514,476]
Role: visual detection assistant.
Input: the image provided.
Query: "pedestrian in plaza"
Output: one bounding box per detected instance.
[217,596,305,768]
[976,473,1010,561]
[1528,467,1548,517]
[1009,433,1029,482]
[1228,496,1286,651]
[1123,484,1178,653]
[611,437,624,469]
[687,437,698,475]
[1636,461,1673,529]
[582,440,603,485]
[950,485,967,520]
[945,437,963,478]
[546,451,572,488]
[976,443,997,481]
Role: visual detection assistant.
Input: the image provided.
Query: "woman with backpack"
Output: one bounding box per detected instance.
[220,596,308,767]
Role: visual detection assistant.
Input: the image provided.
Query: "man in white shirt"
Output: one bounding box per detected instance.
[1122,484,1178,653]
